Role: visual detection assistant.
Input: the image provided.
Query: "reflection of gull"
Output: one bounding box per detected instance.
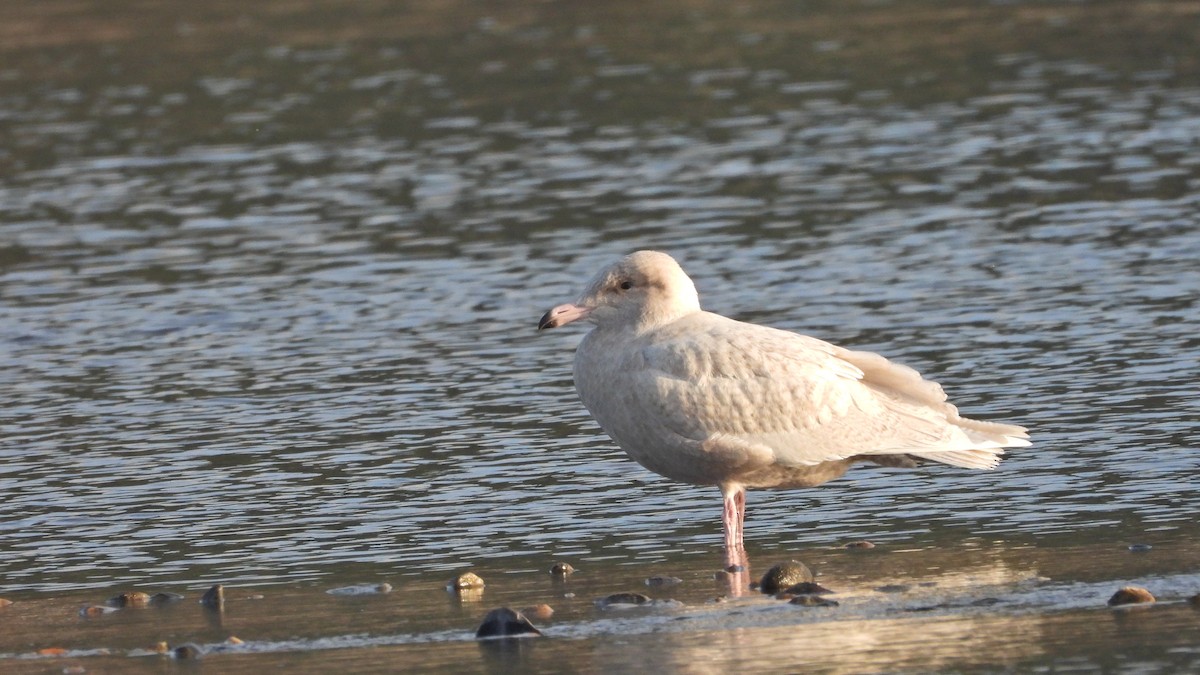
[539,251,1030,571]
[579,560,1048,674]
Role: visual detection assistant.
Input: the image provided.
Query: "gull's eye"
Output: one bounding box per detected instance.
[619,280,633,291]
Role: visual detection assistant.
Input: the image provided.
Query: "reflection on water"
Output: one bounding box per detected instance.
[1,0,1198,670]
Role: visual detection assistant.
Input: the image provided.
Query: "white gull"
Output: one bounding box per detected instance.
[538,250,1030,560]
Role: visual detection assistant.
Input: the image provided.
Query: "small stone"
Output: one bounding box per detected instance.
[1108,586,1155,606]
[475,607,542,639]
[448,572,485,591]
[79,605,117,617]
[37,647,69,656]
[783,582,833,595]
[844,541,876,550]
[173,643,205,659]
[1127,544,1153,553]
[200,584,225,611]
[522,603,554,620]
[0,598,12,607]
[789,595,839,607]
[594,592,652,608]
[759,561,814,594]
[645,576,682,587]
[149,592,184,607]
[550,562,575,577]
[154,641,169,654]
[107,591,150,608]
[227,636,245,645]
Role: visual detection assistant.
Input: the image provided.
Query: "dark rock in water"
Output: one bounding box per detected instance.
[971,597,1002,607]
[107,592,150,608]
[759,561,813,594]
[594,592,652,608]
[1108,586,1155,606]
[789,595,839,607]
[475,607,542,639]
[1187,593,1200,607]
[200,584,225,611]
[549,562,575,577]
[875,584,911,594]
[645,576,682,587]
[149,592,184,607]
[783,582,833,595]
[1127,544,1153,553]
[173,643,205,659]
[844,541,876,550]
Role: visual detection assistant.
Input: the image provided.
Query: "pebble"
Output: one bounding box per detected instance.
[521,603,554,620]
[200,584,225,611]
[447,572,485,591]
[79,605,118,617]
[37,647,69,656]
[844,541,876,550]
[783,581,833,595]
[789,595,839,607]
[107,592,150,608]
[475,607,542,639]
[594,592,652,608]
[0,598,11,607]
[227,636,245,645]
[1108,586,1155,606]
[759,561,814,594]
[173,643,205,659]
[149,592,185,606]
[645,576,682,587]
[550,562,575,577]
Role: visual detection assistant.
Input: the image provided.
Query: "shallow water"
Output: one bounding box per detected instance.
[1,0,1198,671]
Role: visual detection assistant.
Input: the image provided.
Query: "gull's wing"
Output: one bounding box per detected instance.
[628,312,1028,470]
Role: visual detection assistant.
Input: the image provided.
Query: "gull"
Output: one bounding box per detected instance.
[538,251,1030,565]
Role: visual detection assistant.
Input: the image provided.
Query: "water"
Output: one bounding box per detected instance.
[1,0,1198,671]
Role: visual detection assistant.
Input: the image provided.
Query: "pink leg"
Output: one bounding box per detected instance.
[719,485,750,596]
[721,485,747,564]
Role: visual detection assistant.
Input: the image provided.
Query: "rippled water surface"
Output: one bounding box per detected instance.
[1,0,1198,671]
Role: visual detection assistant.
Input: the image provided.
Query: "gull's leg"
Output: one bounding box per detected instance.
[719,484,750,595]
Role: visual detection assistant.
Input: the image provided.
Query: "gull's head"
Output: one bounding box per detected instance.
[538,250,701,332]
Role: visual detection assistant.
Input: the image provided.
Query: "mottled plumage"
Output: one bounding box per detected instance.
[539,251,1030,556]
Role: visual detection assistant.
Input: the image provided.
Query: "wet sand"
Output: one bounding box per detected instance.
[2,537,1197,673]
